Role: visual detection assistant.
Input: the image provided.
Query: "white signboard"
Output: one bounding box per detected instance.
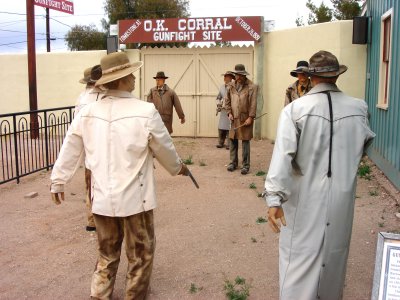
[372,233,400,300]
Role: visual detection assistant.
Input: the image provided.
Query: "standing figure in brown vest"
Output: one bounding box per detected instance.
[147,71,185,134]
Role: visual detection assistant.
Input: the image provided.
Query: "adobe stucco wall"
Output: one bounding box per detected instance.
[261,20,367,140]
[0,21,366,141]
[0,50,141,114]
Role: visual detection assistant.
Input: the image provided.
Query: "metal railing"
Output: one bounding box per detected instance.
[0,106,75,184]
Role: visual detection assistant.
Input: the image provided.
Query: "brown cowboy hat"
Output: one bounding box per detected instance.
[290,60,309,77]
[153,71,169,79]
[232,64,250,76]
[95,52,143,86]
[222,71,235,78]
[79,67,92,84]
[304,50,347,78]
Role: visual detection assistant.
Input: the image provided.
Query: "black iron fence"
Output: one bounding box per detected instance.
[0,106,75,184]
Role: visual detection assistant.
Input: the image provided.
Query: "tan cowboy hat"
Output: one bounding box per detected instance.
[153,71,168,79]
[95,52,143,86]
[232,64,250,76]
[290,60,309,77]
[79,67,92,84]
[89,65,102,83]
[305,50,347,78]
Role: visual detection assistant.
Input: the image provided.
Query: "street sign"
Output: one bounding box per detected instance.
[33,0,74,15]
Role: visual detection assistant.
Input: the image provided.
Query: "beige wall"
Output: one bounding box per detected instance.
[262,20,367,140]
[0,21,366,141]
[0,50,141,114]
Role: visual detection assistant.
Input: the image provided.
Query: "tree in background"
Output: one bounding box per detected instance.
[306,0,333,25]
[296,0,362,26]
[331,0,362,20]
[65,24,107,51]
[103,0,190,48]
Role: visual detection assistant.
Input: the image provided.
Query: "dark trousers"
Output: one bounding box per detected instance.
[91,211,155,300]
[218,129,229,147]
[229,139,250,169]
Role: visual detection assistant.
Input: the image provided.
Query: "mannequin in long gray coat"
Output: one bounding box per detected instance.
[264,51,375,300]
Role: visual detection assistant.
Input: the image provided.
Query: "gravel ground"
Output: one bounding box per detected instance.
[0,137,399,300]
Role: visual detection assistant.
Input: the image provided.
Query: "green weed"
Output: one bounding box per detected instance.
[369,190,379,196]
[249,183,256,189]
[224,276,250,300]
[255,171,266,176]
[256,217,267,224]
[183,155,194,165]
[189,283,202,294]
[358,161,371,179]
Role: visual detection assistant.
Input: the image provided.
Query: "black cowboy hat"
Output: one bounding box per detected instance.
[153,71,169,79]
[232,64,250,76]
[290,60,309,77]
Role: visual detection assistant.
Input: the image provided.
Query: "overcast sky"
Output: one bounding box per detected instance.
[0,0,325,53]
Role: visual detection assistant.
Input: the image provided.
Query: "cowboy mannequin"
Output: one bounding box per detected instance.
[285,60,311,106]
[50,52,189,299]
[264,50,375,300]
[225,64,258,175]
[284,60,312,106]
[75,64,103,232]
[216,71,235,149]
[147,71,185,134]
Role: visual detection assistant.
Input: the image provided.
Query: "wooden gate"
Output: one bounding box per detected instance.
[140,46,254,137]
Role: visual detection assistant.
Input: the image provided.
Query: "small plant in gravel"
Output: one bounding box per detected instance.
[255,170,266,176]
[189,283,202,294]
[224,276,250,300]
[199,159,207,166]
[249,183,257,189]
[369,189,379,196]
[256,217,267,224]
[251,237,257,243]
[183,155,194,165]
[358,161,371,180]
[378,222,385,228]
[257,192,263,198]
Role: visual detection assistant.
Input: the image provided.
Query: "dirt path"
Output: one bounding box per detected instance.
[0,137,398,299]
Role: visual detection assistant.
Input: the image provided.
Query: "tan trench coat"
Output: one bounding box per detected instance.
[147,84,185,134]
[225,79,258,140]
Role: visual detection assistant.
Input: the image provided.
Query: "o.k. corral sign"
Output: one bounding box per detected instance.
[34,0,74,15]
[118,16,262,44]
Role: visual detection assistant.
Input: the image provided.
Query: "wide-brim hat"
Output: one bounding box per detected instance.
[290,60,309,77]
[232,64,250,76]
[153,71,168,79]
[79,67,92,84]
[89,65,102,83]
[95,52,143,86]
[222,71,235,78]
[304,50,347,78]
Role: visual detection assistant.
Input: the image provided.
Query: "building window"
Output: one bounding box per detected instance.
[377,9,393,109]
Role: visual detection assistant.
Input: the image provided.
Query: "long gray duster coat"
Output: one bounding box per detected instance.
[264,83,375,300]
[225,79,258,140]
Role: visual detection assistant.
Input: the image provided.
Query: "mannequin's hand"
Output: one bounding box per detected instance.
[268,206,286,233]
[244,117,253,126]
[51,192,65,205]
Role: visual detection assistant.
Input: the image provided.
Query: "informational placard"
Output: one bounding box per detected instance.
[34,0,74,15]
[118,16,262,44]
[372,232,400,300]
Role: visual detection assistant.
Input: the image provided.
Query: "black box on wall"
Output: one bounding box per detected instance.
[353,16,369,44]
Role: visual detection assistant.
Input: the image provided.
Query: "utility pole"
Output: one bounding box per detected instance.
[26,0,39,139]
[46,8,50,52]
